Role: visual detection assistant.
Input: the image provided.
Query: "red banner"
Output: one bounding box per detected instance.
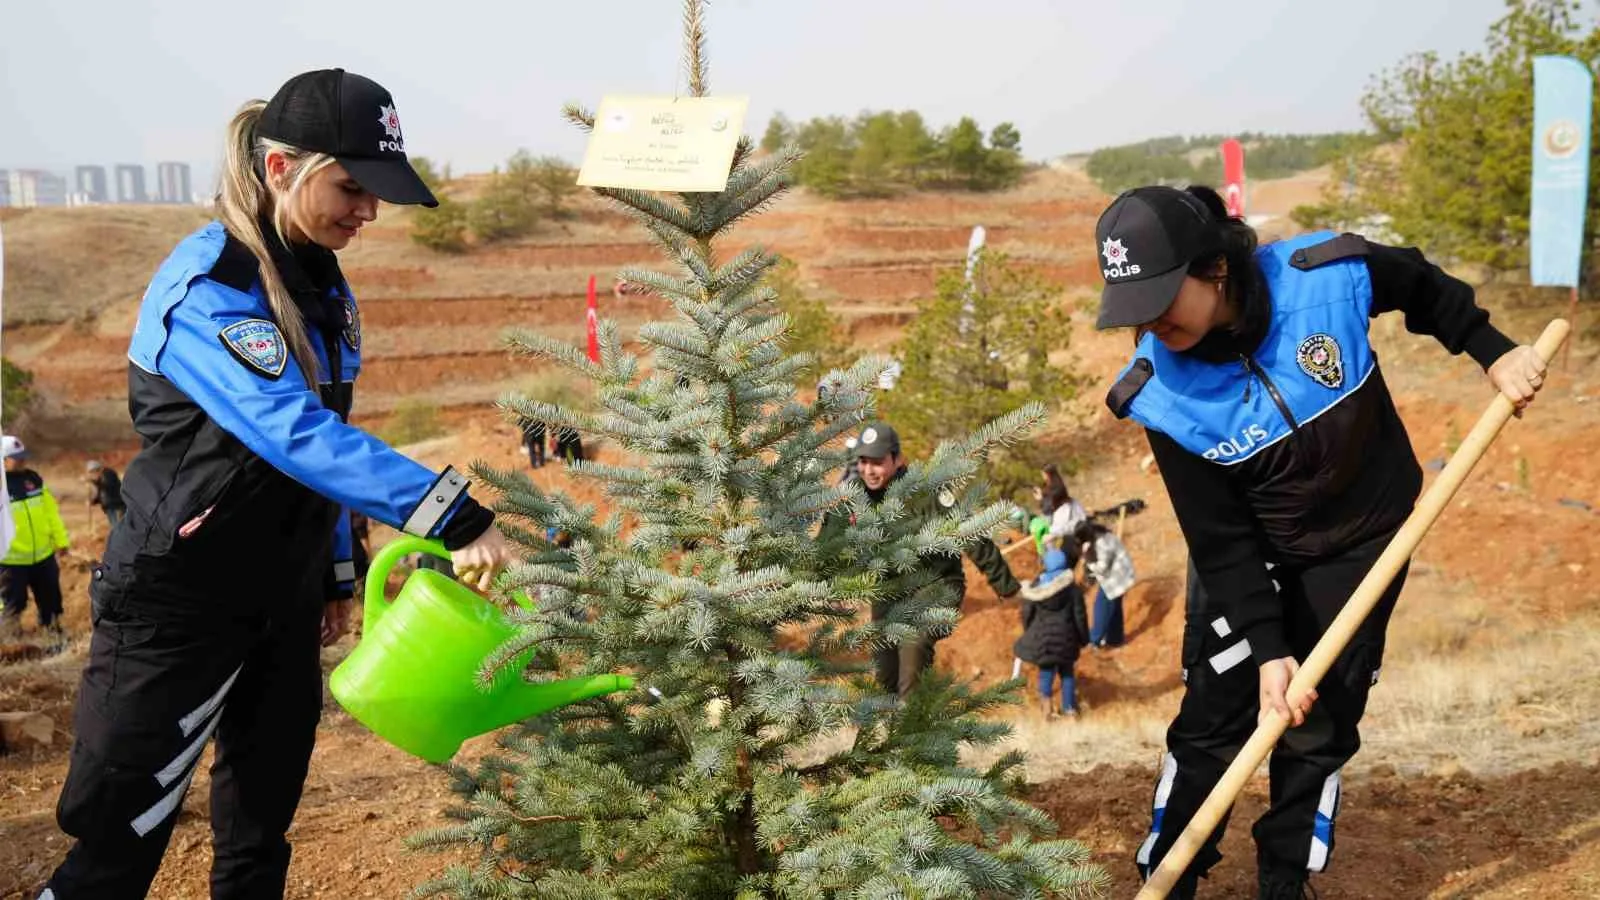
[1220,138,1246,218]
[585,275,600,364]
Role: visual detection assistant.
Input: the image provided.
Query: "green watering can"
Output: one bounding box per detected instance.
[329,536,634,763]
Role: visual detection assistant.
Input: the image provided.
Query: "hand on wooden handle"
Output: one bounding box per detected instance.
[1258,656,1317,728]
[1487,345,1550,417]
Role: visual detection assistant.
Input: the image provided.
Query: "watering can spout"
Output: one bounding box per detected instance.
[488,674,638,732]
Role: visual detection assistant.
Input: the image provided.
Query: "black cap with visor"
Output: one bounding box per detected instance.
[1093,186,1220,329]
[257,68,438,208]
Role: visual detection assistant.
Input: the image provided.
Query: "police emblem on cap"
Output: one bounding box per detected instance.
[379,105,402,139]
[342,295,362,352]
[220,319,288,379]
[377,104,405,153]
[1100,236,1140,280]
[937,489,956,509]
[1296,333,1343,389]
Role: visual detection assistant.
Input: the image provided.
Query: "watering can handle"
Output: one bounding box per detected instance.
[363,536,450,634]
[360,536,537,636]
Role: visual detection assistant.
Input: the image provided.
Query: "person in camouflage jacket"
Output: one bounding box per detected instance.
[819,422,1020,696]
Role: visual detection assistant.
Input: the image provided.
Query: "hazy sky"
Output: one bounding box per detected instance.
[3,0,1591,190]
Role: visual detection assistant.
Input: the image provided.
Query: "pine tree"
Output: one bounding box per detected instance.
[942,118,988,188]
[407,4,1107,897]
[881,250,1087,501]
[529,155,582,218]
[409,158,471,253]
[769,257,852,375]
[761,113,795,155]
[1299,0,1599,269]
[1,357,35,428]
[411,197,471,253]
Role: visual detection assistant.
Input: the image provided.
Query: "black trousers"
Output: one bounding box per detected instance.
[1136,534,1407,885]
[555,433,583,463]
[1,555,64,627]
[45,577,324,899]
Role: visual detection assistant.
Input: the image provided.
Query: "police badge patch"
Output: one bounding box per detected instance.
[1296,333,1343,389]
[220,319,288,379]
[341,295,362,352]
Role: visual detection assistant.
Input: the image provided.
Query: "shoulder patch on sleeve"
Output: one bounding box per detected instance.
[341,294,362,352]
[1106,357,1154,419]
[219,319,289,380]
[1289,233,1369,270]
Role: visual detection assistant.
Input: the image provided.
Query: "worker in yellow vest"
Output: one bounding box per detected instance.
[2,435,70,639]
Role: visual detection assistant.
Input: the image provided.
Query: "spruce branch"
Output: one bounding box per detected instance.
[593,187,705,240]
[503,328,605,381]
[561,103,595,132]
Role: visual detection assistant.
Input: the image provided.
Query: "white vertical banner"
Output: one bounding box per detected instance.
[959,225,986,336]
[964,225,986,285]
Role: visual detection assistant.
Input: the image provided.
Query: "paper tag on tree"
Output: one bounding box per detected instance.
[577,95,748,193]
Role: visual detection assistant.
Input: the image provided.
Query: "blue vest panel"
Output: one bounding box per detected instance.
[1117,232,1375,465]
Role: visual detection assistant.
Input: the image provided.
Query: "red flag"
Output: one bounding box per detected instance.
[585,275,600,363]
[1220,138,1246,218]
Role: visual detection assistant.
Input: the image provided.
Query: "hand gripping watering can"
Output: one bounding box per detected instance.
[329,536,634,763]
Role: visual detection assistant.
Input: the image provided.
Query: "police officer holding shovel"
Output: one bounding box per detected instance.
[1094,185,1547,898]
[41,69,515,899]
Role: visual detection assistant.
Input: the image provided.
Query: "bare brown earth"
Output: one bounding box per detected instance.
[4,166,1600,898]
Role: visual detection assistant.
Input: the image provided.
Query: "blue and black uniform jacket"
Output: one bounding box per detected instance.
[1106,232,1515,663]
[100,221,492,617]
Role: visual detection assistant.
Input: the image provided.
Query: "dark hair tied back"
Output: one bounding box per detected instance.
[1185,184,1269,345]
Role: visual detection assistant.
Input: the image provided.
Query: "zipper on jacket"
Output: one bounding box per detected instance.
[1242,355,1298,431]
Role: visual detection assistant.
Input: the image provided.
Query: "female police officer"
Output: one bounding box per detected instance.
[1095,185,1547,898]
[42,69,516,899]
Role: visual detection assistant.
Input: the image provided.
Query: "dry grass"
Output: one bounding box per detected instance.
[980,597,1600,784]
[1,206,211,325]
[350,262,628,302]
[812,240,1085,271]
[1360,606,1600,776]
[0,637,88,688]
[782,693,1173,785]
[360,320,624,358]
[1001,703,1172,782]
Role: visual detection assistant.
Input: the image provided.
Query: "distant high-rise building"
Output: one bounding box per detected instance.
[0,170,9,207]
[37,171,67,206]
[155,162,193,205]
[4,170,68,207]
[115,164,148,203]
[75,165,109,203]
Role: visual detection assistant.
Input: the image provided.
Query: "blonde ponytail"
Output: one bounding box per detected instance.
[214,100,337,386]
